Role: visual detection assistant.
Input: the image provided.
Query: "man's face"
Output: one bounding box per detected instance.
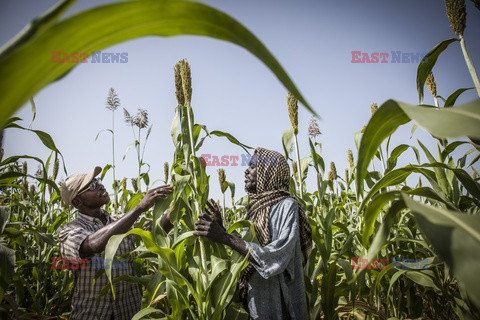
[75,179,110,208]
[245,155,258,193]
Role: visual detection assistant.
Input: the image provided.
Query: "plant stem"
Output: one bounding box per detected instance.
[185,104,208,294]
[137,126,142,192]
[293,134,303,197]
[111,110,118,212]
[459,35,480,97]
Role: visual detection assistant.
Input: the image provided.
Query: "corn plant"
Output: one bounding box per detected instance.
[103,60,254,320]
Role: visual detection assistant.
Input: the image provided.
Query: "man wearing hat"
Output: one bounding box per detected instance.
[58,166,173,320]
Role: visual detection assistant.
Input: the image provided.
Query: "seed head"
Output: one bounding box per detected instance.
[106,88,120,111]
[347,149,355,168]
[123,108,133,125]
[218,168,226,191]
[473,171,478,180]
[345,169,349,185]
[164,162,169,184]
[133,108,149,129]
[178,59,192,106]
[328,161,337,180]
[370,102,378,115]
[445,0,466,36]
[174,63,185,106]
[121,177,127,190]
[131,178,138,192]
[426,72,437,98]
[22,161,28,175]
[22,180,29,199]
[308,116,321,140]
[35,165,42,178]
[52,158,59,180]
[287,92,299,134]
[29,184,36,195]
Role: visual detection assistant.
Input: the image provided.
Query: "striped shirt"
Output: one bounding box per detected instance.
[58,211,141,320]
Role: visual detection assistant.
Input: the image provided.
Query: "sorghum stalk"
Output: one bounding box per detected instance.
[459,35,480,96]
[371,102,386,172]
[176,59,207,299]
[106,88,120,210]
[287,93,303,197]
[445,0,480,95]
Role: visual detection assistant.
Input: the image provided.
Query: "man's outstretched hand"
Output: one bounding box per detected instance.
[205,199,224,230]
[194,213,229,245]
[136,185,173,213]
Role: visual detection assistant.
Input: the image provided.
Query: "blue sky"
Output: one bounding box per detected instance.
[1,0,479,203]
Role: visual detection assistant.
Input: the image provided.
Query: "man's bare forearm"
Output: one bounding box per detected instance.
[79,208,144,258]
[223,234,256,263]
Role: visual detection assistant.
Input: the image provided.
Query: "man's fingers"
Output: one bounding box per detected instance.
[206,201,216,213]
[199,213,213,221]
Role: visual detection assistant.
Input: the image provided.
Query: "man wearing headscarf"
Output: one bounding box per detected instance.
[195,147,312,319]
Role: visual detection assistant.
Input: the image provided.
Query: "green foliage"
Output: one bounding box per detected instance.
[0,0,314,127]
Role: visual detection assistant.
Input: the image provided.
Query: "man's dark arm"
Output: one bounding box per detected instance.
[79,186,172,258]
[194,213,254,262]
[160,208,174,234]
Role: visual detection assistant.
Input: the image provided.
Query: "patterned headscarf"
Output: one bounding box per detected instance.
[239,147,313,302]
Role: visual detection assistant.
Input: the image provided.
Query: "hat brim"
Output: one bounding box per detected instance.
[77,166,102,194]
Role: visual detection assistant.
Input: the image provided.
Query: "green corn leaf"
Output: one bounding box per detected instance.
[165,279,189,318]
[385,144,410,173]
[356,100,410,197]
[401,194,480,310]
[356,99,480,198]
[309,138,325,173]
[417,140,451,197]
[416,38,458,103]
[440,141,470,161]
[0,244,15,301]
[104,228,171,298]
[0,207,11,235]
[404,271,439,291]
[400,100,480,139]
[0,0,314,127]
[209,130,253,154]
[282,128,295,160]
[444,88,474,107]
[132,307,163,320]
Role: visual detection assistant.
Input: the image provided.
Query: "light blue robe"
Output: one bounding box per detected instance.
[245,197,309,320]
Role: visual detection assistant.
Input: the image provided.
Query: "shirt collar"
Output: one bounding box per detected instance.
[77,210,110,225]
